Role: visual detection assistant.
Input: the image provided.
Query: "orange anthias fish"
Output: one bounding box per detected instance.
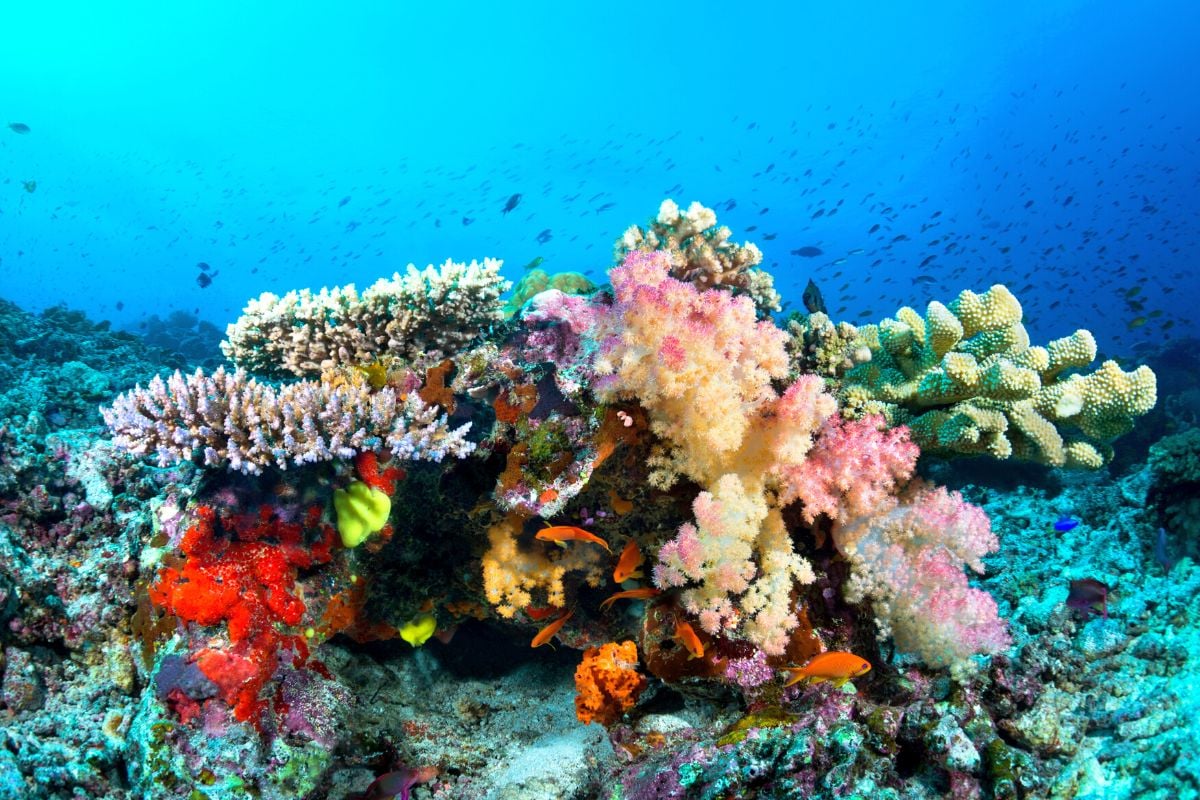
[612,539,645,583]
[599,587,661,612]
[674,618,705,659]
[782,651,871,687]
[531,609,573,648]
[535,524,611,553]
[608,489,634,515]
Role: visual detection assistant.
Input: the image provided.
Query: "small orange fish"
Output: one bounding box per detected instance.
[608,489,634,515]
[674,618,704,659]
[531,609,573,648]
[599,587,661,612]
[612,539,645,583]
[781,651,871,687]
[536,524,611,553]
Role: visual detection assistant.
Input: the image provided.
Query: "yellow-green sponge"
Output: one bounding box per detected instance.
[399,614,437,647]
[333,481,390,548]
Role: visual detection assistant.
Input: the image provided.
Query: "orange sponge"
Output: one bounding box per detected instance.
[574,640,647,726]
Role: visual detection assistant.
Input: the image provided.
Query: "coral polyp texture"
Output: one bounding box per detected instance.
[221,257,510,378]
[101,365,474,474]
[839,283,1157,467]
[8,197,1173,800]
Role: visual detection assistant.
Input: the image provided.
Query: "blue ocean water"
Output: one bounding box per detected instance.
[2,1,1196,356]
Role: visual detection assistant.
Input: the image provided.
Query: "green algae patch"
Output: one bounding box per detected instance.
[716,706,800,747]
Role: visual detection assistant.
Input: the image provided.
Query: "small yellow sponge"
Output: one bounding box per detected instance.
[399,614,438,647]
[333,481,391,548]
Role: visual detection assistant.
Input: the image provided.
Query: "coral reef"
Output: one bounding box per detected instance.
[574,640,647,726]
[1148,427,1200,557]
[784,311,872,379]
[0,195,1177,800]
[840,284,1157,468]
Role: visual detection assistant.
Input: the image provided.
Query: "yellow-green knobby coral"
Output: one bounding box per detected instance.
[839,284,1156,468]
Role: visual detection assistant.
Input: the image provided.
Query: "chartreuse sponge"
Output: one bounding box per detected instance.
[399,614,437,647]
[333,481,390,548]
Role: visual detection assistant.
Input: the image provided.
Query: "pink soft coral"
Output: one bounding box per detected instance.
[833,485,1009,671]
[779,414,920,523]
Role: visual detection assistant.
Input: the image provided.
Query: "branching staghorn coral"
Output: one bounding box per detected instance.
[839,284,1157,468]
[221,258,510,378]
[101,366,475,474]
[616,199,781,314]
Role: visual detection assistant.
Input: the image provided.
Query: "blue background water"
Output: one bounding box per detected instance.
[1,0,1196,360]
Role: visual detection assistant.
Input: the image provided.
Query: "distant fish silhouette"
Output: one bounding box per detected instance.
[792,246,823,258]
[502,193,521,214]
[802,279,827,314]
[1154,527,1176,574]
[7,122,30,134]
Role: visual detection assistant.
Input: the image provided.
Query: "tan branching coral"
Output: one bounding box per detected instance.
[616,199,780,314]
[221,258,510,378]
[786,312,873,379]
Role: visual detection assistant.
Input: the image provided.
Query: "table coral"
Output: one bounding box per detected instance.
[221,257,510,378]
[839,284,1157,468]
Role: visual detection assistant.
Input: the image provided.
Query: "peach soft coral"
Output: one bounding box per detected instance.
[149,504,337,722]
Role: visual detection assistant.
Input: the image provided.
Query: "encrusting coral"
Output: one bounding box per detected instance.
[615,199,781,315]
[839,284,1157,468]
[101,366,475,474]
[221,257,510,378]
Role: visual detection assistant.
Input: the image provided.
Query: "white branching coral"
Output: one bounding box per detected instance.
[101,366,475,474]
[221,258,511,378]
